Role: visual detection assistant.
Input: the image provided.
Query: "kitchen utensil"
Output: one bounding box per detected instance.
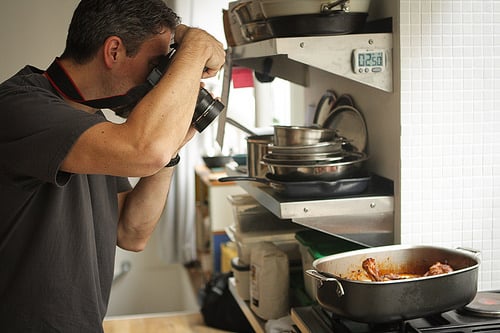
[266,12,368,38]
[306,245,480,323]
[247,134,274,177]
[226,117,258,136]
[330,93,355,109]
[222,9,237,47]
[202,155,234,168]
[257,0,372,18]
[263,152,345,164]
[274,125,336,146]
[240,20,273,42]
[269,140,343,155]
[313,90,337,126]
[231,153,247,166]
[226,3,250,46]
[323,105,367,152]
[218,174,371,198]
[264,151,368,181]
[229,0,265,24]
[263,151,345,163]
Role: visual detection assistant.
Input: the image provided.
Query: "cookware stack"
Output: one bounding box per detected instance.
[225,0,371,45]
[264,125,368,182]
[219,92,370,198]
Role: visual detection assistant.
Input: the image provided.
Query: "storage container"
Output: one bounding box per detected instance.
[226,224,301,263]
[228,194,301,234]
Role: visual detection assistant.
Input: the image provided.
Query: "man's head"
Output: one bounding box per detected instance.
[61,0,180,64]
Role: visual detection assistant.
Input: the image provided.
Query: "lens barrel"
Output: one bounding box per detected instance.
[192,87,225,132]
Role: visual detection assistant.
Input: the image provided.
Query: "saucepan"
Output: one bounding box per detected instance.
[306,245,480,323]
[218,174,371,198]
[246,134,274,177]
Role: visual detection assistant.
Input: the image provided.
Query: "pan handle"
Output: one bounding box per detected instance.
[217,176,270,185]
[305,269,345,297]
[321,0,349,13]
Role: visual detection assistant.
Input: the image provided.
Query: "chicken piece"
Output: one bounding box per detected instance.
[424,262,453,276]
[362,258,383,281]
[362,258,406,281]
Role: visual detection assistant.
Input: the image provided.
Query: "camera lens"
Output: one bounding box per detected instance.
[192,87,224,132]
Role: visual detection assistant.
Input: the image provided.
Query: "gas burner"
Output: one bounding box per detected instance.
[291,293,500,333]
[460,291,500,318]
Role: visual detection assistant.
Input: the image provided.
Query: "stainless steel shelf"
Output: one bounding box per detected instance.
[224,167,395,246]
[229,33,393,92]
[226,169,393,219]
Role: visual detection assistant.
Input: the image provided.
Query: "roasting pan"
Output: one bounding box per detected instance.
[306,244,480,323]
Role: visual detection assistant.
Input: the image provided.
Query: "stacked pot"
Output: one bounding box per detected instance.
[262,125,368,181]
[226,0,371,45]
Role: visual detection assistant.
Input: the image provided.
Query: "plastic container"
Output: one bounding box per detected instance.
[295,229,367,299]
[228,194,302,234]
[231,257,251,300]
[226,224,301,263]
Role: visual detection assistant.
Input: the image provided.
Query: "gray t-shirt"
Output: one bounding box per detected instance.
[0,66,132,332]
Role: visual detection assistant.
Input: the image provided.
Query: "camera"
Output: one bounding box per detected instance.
[192,86,225,132]
[142,46,224,132]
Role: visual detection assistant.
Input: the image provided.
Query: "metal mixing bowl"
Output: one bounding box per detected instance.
[274,125,336,146]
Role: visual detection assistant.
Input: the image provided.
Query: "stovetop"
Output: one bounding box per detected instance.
[291,291,500,333]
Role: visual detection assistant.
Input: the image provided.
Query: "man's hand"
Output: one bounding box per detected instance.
[174,24,225,79]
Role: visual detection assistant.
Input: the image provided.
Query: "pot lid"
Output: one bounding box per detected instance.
[323,105,367,152]
[313,90,337,126]
[461,292,500,318]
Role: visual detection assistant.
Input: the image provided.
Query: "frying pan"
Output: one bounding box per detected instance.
[306,245,480,323]
[217,174,371,198]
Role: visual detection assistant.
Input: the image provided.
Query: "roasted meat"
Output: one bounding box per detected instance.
[424,262,454,276]
[361,258,454,282]
[362,258,404,281]
[362,257,384,281]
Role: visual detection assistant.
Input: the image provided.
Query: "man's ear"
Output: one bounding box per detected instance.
[103,36,123,68]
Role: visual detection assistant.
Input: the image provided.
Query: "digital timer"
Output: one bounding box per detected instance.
[352,49,386,74]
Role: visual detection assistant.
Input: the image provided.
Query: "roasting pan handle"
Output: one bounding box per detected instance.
[456,246,481,256]
[305,269,345,297]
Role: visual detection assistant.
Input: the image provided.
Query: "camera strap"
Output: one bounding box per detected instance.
[44,57,156,110]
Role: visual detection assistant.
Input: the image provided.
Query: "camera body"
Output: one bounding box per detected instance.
[144,47,224,132]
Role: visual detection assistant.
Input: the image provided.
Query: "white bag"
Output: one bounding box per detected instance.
[250,242,289,320]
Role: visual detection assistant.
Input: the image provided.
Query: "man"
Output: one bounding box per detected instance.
[0,0,225,331]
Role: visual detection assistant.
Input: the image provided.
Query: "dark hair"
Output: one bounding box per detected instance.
[61,0,180,63]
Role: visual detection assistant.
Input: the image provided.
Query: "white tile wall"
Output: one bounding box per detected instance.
[400,0,500,290]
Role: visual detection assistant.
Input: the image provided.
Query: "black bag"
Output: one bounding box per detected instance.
[200,272,254,333]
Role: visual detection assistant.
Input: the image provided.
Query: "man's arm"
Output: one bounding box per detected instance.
[60,26,225,178]
[116,126,196,251]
